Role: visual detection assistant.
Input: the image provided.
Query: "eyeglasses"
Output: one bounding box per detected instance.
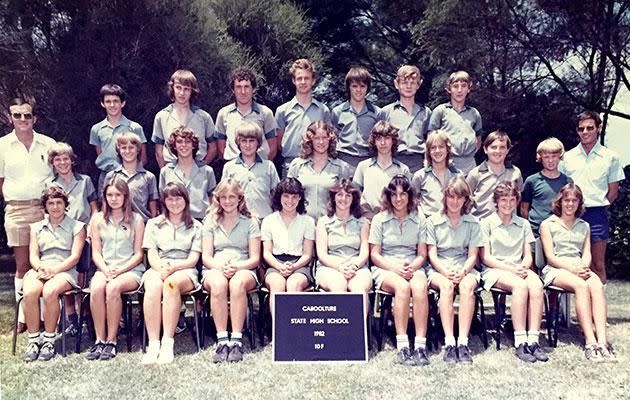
[11,112,33,120]
[577,126,596,132]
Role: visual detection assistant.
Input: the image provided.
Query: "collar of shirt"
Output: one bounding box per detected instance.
[478,160,514,171]
[577,141,603,158]
[39,214,74,233]
[444,102,471,112]
[163,103,201,114]
[97,115,131,130]
[235,154,263,165]
[486,212,523,229]
[368,157,402,169]
[287,96,326,111]
[392,100,422,116]
[328,213,360,225]
[548,214,587,231]
[339,100,376,114]
[423,164,460,174]
[113,164,148,176]
[433,212,476,226]
[226,102,261,115]
[381,210,421,225]
[6,130,48,145]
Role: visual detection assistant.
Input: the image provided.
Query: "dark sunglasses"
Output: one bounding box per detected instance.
[577,126,596,132]
[11,112,33,120]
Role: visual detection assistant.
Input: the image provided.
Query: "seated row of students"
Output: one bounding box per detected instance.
[20,172,615,367]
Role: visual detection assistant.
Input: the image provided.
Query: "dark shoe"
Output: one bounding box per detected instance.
[227,345,244,363]
[212,343,230,363]
[584,344,603,362]
[443,345,458,364]
[394,347,415,366]
[411,347,430,366]
[86,342,105,361]
[99,343,117,361]
[38,342,56,361]
[457,345,473,364]
[175,313,187,335]
[527,343,549,362]
[22,342,40,362]
[515,344,537,363]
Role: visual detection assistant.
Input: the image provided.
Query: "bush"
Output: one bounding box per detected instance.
[608,165,630,280]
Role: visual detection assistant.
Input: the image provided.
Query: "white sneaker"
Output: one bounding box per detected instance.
[141,346,160,365]
[156,346,174,364]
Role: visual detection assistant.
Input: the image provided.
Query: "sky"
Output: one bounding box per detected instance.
[606,86,630,167]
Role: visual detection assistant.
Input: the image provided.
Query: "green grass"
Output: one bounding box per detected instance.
[1,273,629,400]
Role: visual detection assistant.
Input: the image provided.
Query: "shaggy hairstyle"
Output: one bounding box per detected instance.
[368,120,400,155]
[167,126,200,159]
[395,65,422,83]
[424,130,452,168]
[235,121,263,150]
[271,177,307,214]
[381,175,418,214]
[446,70,472,88]
[536,137,565,162]
[552,183,585,218]
[99,83,126,103]
[206,178,251,227]
[101,176,134,232]
[442,176,473,215]
[115,132,143,162]
[483,130,512,149]
[48,142,77,167]
[229,67,257,90]
[492,181,521,206]
[40,185,69,209]
[345,67,371,95]
[167,69,199,102]
[576,111,601,127]
[9,95,37,115]
[300,121,338,159]
[326,178,362,219]
[159,182,194,229]
[289,58,316,79]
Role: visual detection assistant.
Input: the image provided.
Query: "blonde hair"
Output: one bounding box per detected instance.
[396,65,421,83]
[206,179,250,227]
[424,131,452,168]
[536,137,565,162]
[446,71,472,87]
[48,142,76,166]
[116,132,143,161]
[442,176,473,215]
[235,121,263,149]
[289,58,315,79]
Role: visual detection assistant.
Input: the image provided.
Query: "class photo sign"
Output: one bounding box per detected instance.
[273,293,368,363]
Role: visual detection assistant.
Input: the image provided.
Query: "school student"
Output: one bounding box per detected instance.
[86,177,145,361]
[202,179,261,363]
[369,176,429,366]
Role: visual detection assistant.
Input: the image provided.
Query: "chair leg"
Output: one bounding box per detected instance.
[543,292,552,346]
[191,296,201,352]
[492,292,503,350]
[76,293,87,354]
[553,293,562,347]
[247,294,256,351]
[12,298,23,356]
[476,292,489,349]
[125,296,133,353]
[60,297,67,357]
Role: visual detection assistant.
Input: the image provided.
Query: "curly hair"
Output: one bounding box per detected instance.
[167,126,200,159]
[115,132,143,162]
[326,178,362,218]
[229,67,257,89]
[492,181,521,206]
[552,183,585,218]
[271,177,307,214]
[368,120,399,156]
[442,176,473,215]
[40,185,69,210]
[381,175,418,214]
[206,179,251,227]
[300,121,338,159]
[48,142,76,167]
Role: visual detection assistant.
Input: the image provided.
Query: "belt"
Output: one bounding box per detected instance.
[6,199,41,206]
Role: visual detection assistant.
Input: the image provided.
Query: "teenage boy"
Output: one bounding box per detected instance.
[152,69,216,168]
[89,84,147,197]
[466,130,523,220]
[353,120,411,219]
[221,121,280,220]
[275,58,331,177]
[560,111,625,284]
[379,65,431,173]
[0,96,56,334]
[215,67,278,162]
[331,67,381,173]
[428,71,483,175]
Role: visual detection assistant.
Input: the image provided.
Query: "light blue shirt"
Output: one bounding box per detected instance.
[261,212,315,256]
[143,217,202,260]
[89,115,146,172]
[331,101,381,157]
[105,166,159,221]
[466,161,523,220]
[411,165,462,216]
[369,211,426,263]
[353,157,411,213]
[215,102,277,160]
[481,213,535,269]
[203,214,260,265]
[31,215,85,265]
[317,214,367,269]
[543,215,589,260]
[275,97,331,158]
[47,173,96,224]
[379,101,431,155]
[96,212,145,273]
[159,162,216,220]
[426,213,482,268]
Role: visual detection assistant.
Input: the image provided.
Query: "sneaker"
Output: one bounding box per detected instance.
[156,346,174,364]
[515,344,537,363]
[99,343,117,361]
[212,343,230,363]
[457,345,473,364]
[227,345,244,363]
[584,344,603,362]
[394,347,415,366]
[38,342,56,361]
[64,322,79,337]
[22,342,40,362]
[141,346,160,365]
[443,345,458,364]
[175,314,187,335]
[411,347,430,366]
[597,345,618,363]
[527,343,549,362]
[86,342,105,361]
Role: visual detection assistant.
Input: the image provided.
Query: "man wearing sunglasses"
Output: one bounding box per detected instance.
[0,96,56,334]
[559,111,625,284]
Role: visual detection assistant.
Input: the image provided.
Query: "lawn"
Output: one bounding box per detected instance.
[0,273,628,400]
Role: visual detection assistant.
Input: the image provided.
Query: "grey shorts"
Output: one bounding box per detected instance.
[541,265,561,287]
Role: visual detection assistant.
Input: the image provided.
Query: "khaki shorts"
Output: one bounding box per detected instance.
[4,201,44,247]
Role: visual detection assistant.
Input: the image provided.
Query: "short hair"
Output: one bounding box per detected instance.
[8,96,36,115]
[442,176,473,215]
[551,183,585,218]
[115,132,143,162]
[160,182,194,229]
[424,130,452,168]
[446,71,472,87]
[167,127,200,159]
[381,175,418,214]
[235,121,263,150]
[48,142,77,167]
[207,178,251,227]
[99,84,126,103]
[576,111,602,127]
[101,176,133,228]
[40,185,69,209]
[300,121,338,159]
[229,67,257,90]
[289,58,316,79]
[395,65,422,83]
[483,130,512,149]
[345,67,371,94]
[536,137,565,162]
[271,177,307,214]
[167,69,199,102]
[492,181,521,206]
[368,120,400,155]
[326,178,362,218]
